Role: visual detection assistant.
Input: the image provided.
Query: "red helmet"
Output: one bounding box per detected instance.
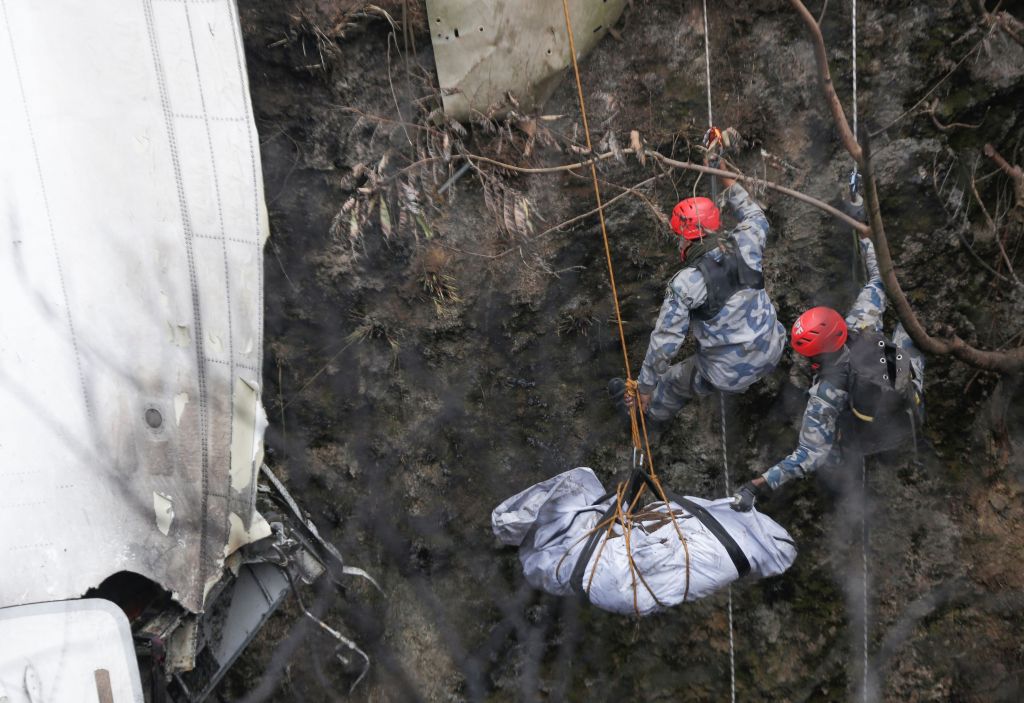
[671,197,721,240]
[791,307,848,357]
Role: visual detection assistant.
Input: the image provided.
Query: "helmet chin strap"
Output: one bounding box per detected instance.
[680,240,692,262]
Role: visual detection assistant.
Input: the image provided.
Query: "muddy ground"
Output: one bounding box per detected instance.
[222,1,1024,700]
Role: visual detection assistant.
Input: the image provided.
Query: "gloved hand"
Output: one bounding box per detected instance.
[625,390,651,415]
[731,479,768,512]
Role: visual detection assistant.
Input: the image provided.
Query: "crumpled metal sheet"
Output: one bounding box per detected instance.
[0,0,270,613]
[425,0,627,120]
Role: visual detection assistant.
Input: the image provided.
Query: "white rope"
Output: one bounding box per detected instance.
[852,13,868,697]
[849,0,862,308]
[702,0,714,128]
[851,0,858,146]
[719,394,732,492]
[861,455,869,702]
[720,393,736,703]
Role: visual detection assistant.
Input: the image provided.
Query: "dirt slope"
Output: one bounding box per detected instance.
[222,1,1024,700]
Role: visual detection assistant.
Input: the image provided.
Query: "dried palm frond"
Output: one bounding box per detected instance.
[345,310,402,367]
[481,175,534,239]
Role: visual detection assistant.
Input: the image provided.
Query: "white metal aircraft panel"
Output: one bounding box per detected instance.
[0,0,270,613]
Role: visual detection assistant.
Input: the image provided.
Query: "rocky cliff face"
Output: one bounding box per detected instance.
[224,1,1024,700]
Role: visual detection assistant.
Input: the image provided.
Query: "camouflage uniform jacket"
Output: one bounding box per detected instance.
[761,238,886,490]
[637,183,786,395]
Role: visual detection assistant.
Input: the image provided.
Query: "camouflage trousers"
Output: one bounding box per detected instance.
[646,356,716,421]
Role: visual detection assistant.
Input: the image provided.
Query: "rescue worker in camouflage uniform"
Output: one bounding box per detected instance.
[610,167,786,435]
[731,234,926,511]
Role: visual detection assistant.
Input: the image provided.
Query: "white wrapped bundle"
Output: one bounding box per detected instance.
[493,468,797,615]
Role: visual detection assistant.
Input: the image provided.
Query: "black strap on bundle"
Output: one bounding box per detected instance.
[671,495,750,579]
[569,469,645,596]
[569,469,750,600]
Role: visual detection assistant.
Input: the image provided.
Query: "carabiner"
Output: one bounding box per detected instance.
[849,168,862,200]
[632,446,645,470]
[703,126,723,150]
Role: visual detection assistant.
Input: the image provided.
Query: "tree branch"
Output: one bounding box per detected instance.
[644,151,869,233]
[984,143,1024,206]
[789,0,863,163]
[925,98,985,133]
[791,0,1024,372]
[411,147,870,232]
[969,0,1024,47]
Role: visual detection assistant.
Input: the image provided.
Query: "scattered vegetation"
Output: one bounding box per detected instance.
[416,246,462,314]
[345,310,403,367]
[556,303,598,337]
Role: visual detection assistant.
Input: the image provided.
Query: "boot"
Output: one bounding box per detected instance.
[607,378,629,415]
[608,378,670,446]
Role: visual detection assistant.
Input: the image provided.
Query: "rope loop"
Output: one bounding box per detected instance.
[560,0,692,614]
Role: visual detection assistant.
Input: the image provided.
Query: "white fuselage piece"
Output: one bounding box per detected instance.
[0,0,271,614]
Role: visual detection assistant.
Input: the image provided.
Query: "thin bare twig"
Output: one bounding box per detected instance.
[869,27,994,138]
[984,143,1024,205]
[647,152,869,232]
[445,174,668,259]
[975,146,1023,284]
[385,29,413,148]
[969,161,999,232]
[817,0,830,26]
[970,0,1024,47]
[598,177,670,227]
[925,99,985,133]
[381,144,868,231]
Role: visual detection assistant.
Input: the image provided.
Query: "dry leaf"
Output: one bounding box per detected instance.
[630,129,646,165]
[607,131,623,163]
[379,194,392,238]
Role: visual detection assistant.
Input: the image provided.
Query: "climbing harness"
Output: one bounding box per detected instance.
[559,0,692,611]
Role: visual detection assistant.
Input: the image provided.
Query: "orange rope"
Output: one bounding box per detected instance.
[560,0,691,606]
[559,0,646,460]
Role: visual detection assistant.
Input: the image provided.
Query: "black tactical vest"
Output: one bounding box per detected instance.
[816,331,923,455]
[689,247,765,321]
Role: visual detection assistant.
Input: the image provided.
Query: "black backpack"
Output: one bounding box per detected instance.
[843,330,923,454]
[689,245,764,321]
